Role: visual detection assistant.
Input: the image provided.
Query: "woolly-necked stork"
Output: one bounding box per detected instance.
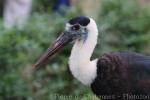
[33,16,150,100]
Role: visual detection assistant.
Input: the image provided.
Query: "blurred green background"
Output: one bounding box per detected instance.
[0,0,150,100]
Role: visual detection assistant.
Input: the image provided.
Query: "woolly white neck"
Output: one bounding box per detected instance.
[69,18,98,85]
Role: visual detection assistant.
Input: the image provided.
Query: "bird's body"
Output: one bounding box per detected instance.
[91,52,150,99]
[34,16,150,100]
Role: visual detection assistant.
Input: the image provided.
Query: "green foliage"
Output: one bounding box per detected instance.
[32,0,54,13]
[0,0,150,100]
[0,12,92,100]
[96,0,150,55]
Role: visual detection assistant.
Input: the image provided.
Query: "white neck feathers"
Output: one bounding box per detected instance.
[69,18,98,85]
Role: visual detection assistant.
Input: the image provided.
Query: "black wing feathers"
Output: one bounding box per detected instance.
[91,52,150,99]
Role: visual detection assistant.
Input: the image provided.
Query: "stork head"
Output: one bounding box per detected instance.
[33,16,97,68]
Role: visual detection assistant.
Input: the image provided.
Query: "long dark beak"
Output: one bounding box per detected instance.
[33,31,72,69]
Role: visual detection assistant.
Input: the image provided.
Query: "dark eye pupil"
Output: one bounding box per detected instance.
[72,25,80,30]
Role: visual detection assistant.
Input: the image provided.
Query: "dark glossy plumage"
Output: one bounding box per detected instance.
[91,52,150,100]
[68,16,90,26]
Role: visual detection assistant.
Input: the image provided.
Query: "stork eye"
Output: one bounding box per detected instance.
[72,24,80,30]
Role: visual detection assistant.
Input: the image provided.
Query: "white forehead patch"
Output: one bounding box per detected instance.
[65,23,72,30]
